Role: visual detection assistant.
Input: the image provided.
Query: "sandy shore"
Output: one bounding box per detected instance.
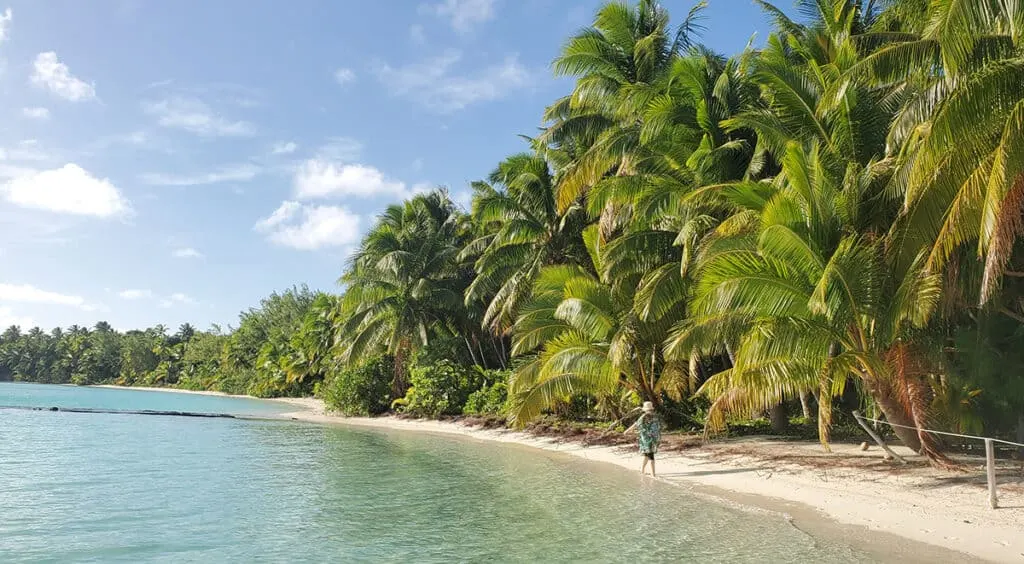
[98,386,1024,562]
[92,385,255,399]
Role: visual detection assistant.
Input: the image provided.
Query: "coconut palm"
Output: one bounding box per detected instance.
[668,142,955,464]
[849,1,1024,304]
[338,190,469,397]
[544,0,707,222]
[462,152,590,334]
[281,293,341,389]
[507,226,687,425]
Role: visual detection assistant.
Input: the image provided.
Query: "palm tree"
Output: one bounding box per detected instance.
[507,227,687,425]
[543,0,706,228]
[338,190,469,397]
[852,1,1024,304]
[462,152,590,334]
[175,323,196,344]
[281,293,341,389]
[667,142,951,464]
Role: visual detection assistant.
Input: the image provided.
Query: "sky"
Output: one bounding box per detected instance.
[0,0,772,332]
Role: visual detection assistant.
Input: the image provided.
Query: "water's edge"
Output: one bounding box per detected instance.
[77,385,988,563]
[280,412,985,564]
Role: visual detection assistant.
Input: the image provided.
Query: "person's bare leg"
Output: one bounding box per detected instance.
[650,458,656,478]
[640,456,648,475]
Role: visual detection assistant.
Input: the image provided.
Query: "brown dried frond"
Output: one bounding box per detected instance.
[981,176,1024,303]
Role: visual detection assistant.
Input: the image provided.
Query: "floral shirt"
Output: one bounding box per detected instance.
[637,413,661,454]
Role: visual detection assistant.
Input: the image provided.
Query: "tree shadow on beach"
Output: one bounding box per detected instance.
[656,467,766,478]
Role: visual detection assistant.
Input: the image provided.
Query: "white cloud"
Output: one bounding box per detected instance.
[0,306,34,329]
[118,289,153,300]
[294,161,411,200]
[30,52,96,102]
[420,0,495,32]
[172,247,203,259]
[409,24,427,45]
[0,283,87,308]
[139,163,260,186]
[334,68,355,85]
[374,49,530,112]
[255,201,361,250]
[0,8,11,43]
[272,141,298,154]
[2,164,130,218]
[142,96,255,137]
[22,107,49,120]
[159,293,196,308]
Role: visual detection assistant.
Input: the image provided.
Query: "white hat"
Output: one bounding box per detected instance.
[642,401,655,413]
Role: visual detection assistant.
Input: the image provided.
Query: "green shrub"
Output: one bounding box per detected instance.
[398,359,484,418]
[320,356,393,416]
[463,369,509,415]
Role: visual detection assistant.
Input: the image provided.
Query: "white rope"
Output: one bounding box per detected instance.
[857,414,1024,449]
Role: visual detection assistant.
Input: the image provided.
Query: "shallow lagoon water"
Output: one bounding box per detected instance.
[0,382,883,563]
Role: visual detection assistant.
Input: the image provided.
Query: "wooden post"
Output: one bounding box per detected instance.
[985,438,998,509]
[853,410,907,464]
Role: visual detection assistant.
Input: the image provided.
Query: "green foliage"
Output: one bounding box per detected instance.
[9,0,1024,459]
[462,370,510,416]
[397,359,486,418]
[320,356,393,416]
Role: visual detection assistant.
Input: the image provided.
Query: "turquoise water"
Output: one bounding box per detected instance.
[1,383,881,563]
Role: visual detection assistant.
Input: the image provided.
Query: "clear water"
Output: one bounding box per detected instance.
[0,382,881,563]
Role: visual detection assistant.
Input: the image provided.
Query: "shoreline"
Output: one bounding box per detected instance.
[96,385,1022,562]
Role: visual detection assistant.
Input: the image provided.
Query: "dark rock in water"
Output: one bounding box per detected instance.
[2,405,238,419]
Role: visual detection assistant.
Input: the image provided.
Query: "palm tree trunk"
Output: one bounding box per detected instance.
[476,338,489,370]
[799,391,812,418]
[490,337,507,370]
[392,345,409,400]
[871,391,923,452]
[769,402,788,433]
[463,337,479,367]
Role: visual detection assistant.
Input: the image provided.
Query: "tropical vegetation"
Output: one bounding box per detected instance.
[5,0,1024,464]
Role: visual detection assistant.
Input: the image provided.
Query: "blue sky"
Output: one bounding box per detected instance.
[0,0,771,332]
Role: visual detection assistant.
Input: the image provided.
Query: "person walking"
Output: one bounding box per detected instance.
[625,401,661,477]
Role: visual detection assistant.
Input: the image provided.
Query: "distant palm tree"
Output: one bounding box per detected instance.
[338,191,468,397]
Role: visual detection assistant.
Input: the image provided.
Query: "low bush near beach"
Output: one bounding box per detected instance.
[463,370,509,416]
[397,359,484,418]
[320,356,393,416]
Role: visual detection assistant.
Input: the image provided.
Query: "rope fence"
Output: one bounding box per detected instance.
[852,410,1024,509]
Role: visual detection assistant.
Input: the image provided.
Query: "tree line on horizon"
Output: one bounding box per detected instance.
[5,0,1024,463]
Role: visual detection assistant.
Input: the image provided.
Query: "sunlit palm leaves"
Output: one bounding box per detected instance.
[463,153,589,334]
[338,191,469,395]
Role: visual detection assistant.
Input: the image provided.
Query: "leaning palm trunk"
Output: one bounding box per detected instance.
[870,387,923,452]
